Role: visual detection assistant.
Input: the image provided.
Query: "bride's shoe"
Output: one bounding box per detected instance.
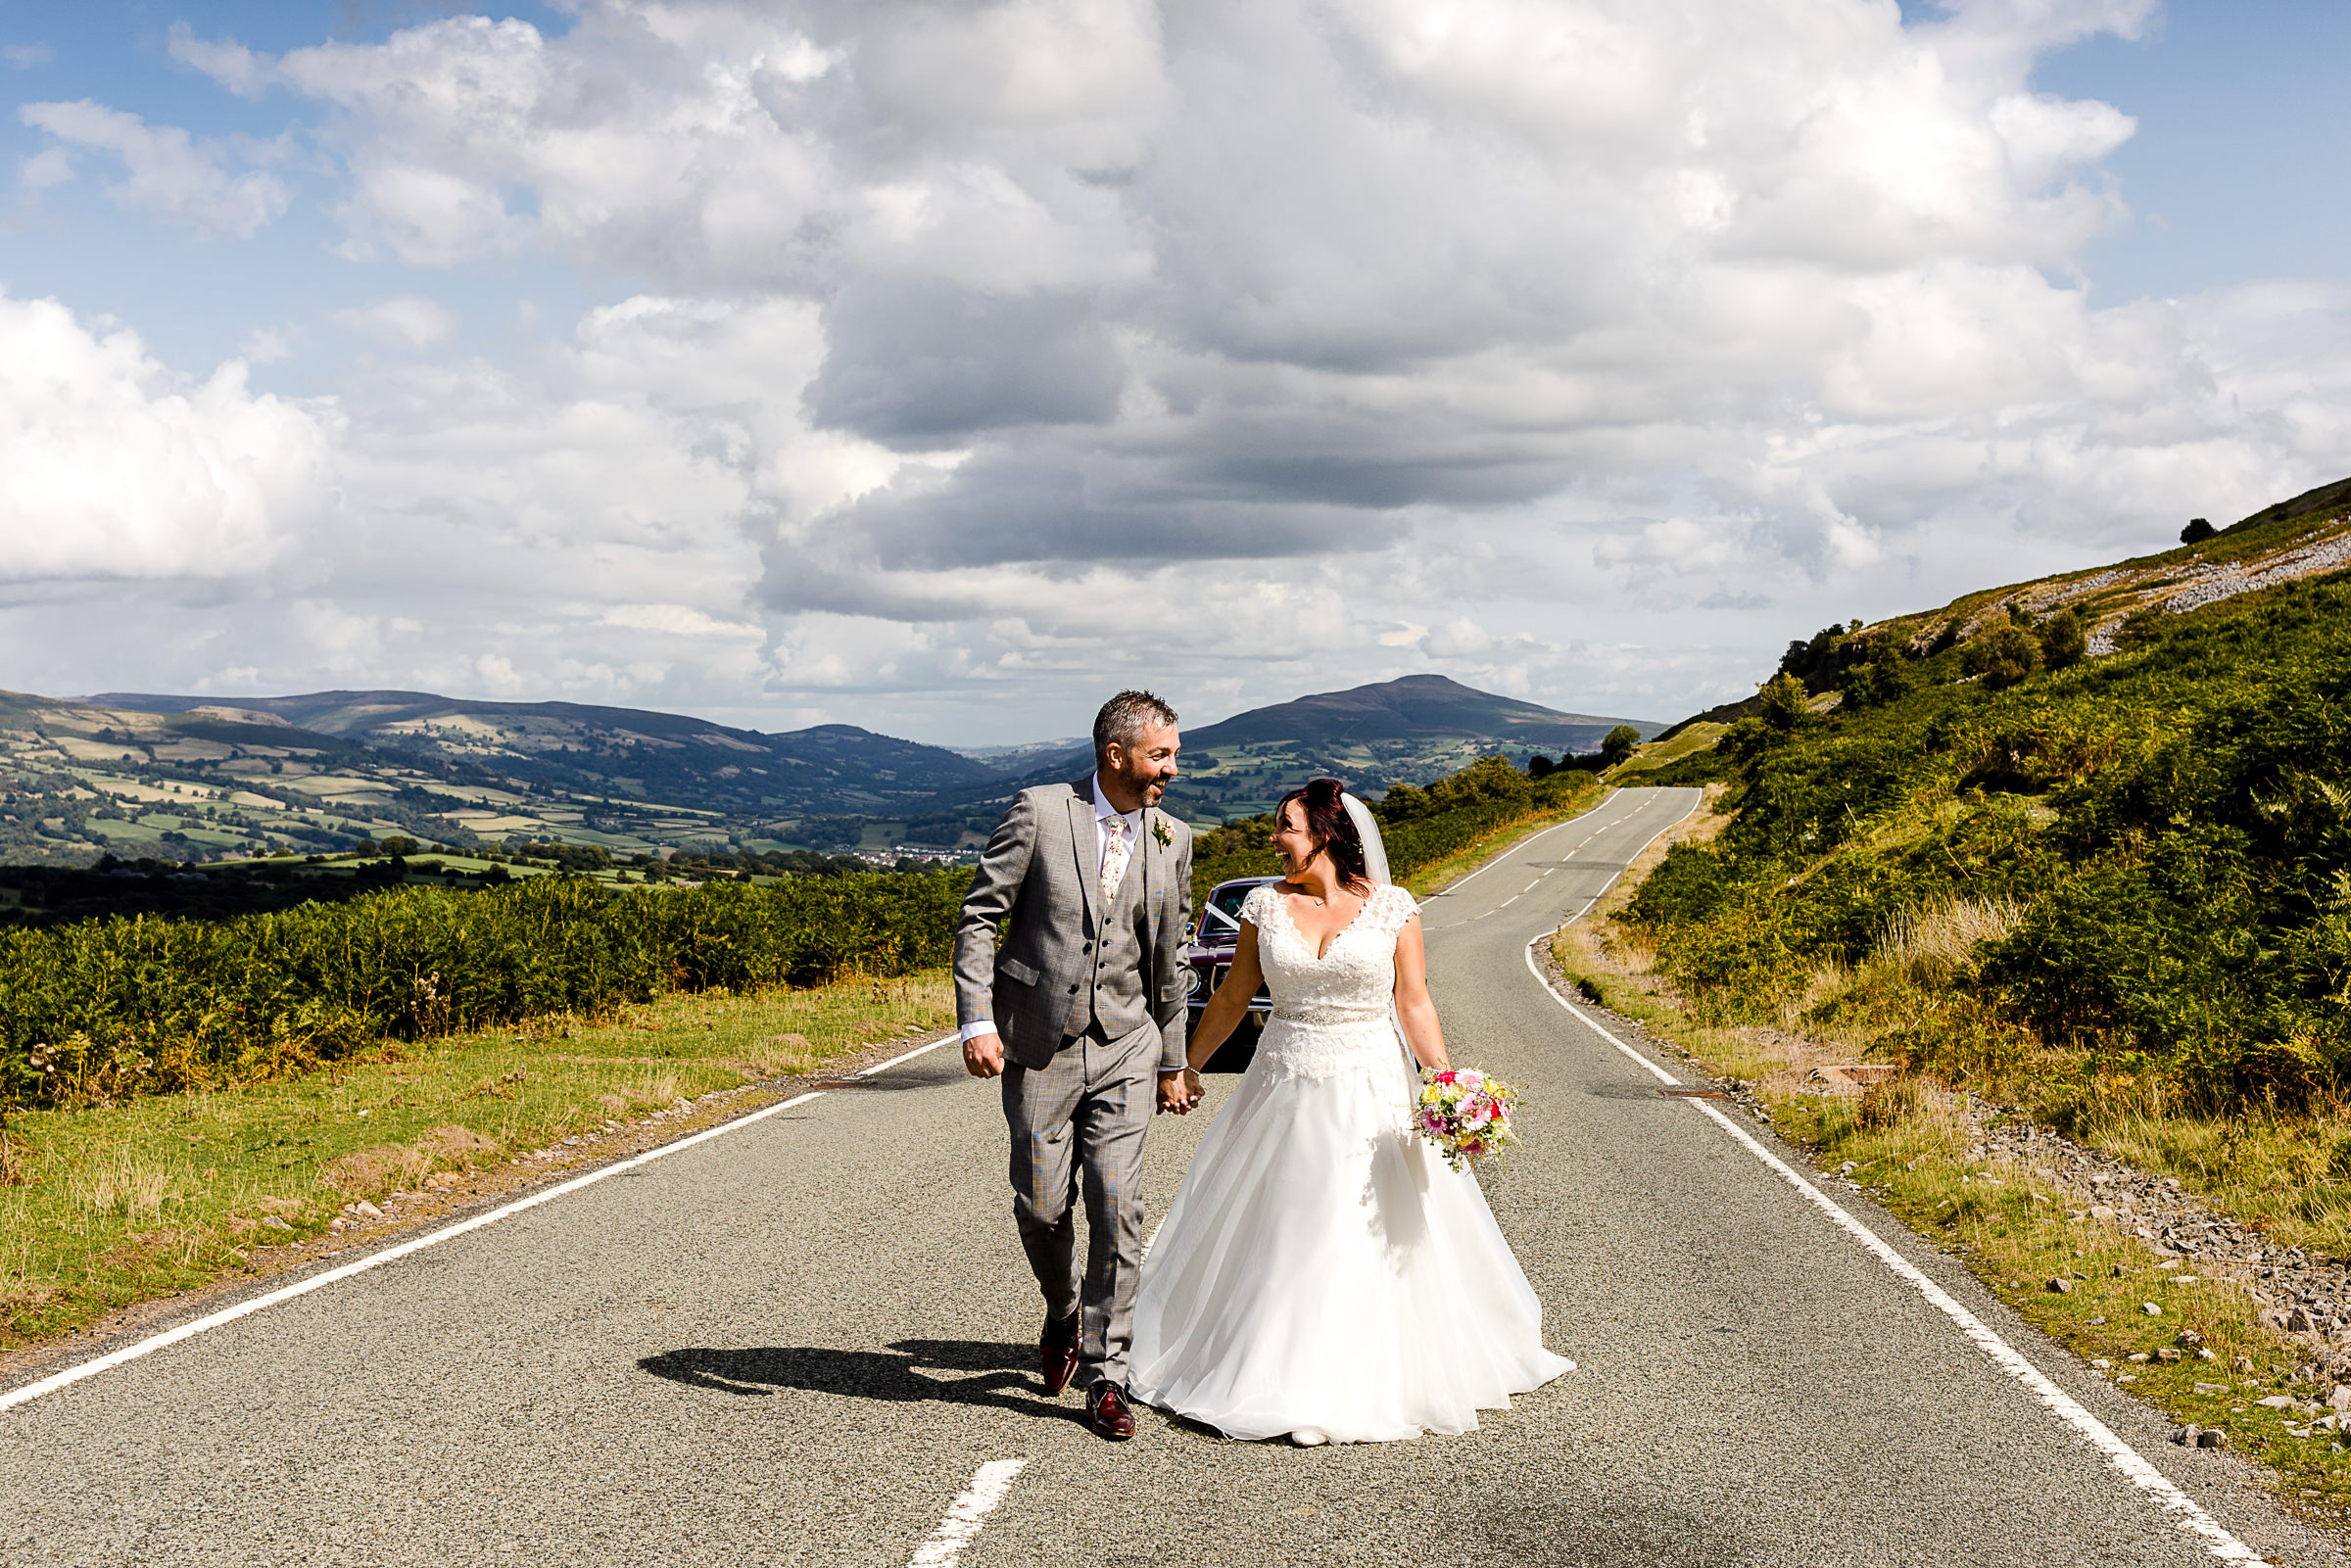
[1289,1429,1328,1447]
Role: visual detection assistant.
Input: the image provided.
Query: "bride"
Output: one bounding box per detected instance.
[1128,778,1573,1446]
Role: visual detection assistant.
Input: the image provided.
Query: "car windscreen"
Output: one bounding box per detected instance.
[1200,881,1260,936]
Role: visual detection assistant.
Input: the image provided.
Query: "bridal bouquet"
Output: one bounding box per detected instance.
[1415,1067,1519,1171]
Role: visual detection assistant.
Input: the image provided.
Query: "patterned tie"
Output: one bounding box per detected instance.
[1099,814,1131,906]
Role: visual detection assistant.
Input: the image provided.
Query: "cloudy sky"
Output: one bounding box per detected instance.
[2,0,2346,744]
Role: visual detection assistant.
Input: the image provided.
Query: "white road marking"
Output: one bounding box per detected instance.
[1514,812,2264,1561]
[908,1458,1029,1567]
[859,1032,960,1076]
[2,1030,969,1414]
[1523,879,1542,892]
[1422,793,1619,897]
[1499,894,1520,908]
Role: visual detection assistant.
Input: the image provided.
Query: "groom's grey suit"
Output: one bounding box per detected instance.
[955,777,1192,1390]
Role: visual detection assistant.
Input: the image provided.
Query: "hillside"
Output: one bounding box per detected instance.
[929,675,1663,828]
[1614,474,2351,1121]
[89,690,998,817]
[0,671,1655,865]
[0,685,1002,867]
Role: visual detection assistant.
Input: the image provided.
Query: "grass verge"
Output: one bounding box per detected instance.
[1547,790,2351,1531]
[0,970,954,1353]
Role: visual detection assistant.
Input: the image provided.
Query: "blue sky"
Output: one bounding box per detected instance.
[2033,1,2351,301]
[0,0,2345,744]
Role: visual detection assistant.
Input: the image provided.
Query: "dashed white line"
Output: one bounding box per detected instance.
[1522,879,1542,892]
[1498,894,1520,908]
[3,1032,966,1414]
[1421,794,1620,897]
[909,1458,1029,1567]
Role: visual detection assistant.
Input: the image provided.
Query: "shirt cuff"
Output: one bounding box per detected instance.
[959,1020,998,1043]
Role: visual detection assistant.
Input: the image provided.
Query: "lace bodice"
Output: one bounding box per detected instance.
[1241,882,1419,1081]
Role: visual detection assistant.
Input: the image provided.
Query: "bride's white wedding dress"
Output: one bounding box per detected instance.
[1128,881,1573,1443]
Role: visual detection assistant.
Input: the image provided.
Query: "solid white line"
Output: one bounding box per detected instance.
[6,1023,980,1414]
[0,1089,828,1413]
[1517,853,2261,1559]
[908,1458,1029,1567]
[1683,1098,2259,1562]
[859,1032,959,1076]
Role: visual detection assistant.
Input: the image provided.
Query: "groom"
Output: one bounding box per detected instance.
[955,689,1197,1442]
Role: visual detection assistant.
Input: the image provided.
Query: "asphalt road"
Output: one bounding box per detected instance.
[6,786,2345,1566]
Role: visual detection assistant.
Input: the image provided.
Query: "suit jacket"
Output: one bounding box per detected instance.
[954,778,1194,1072]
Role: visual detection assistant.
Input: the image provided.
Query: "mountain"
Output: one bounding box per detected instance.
[1186,674,1653,751]
[918,675,1664,829]
[1,671,1662,867]
[86,690,997,818]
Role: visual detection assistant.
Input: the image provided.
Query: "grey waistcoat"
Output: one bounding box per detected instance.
[1065,836,1149,1043]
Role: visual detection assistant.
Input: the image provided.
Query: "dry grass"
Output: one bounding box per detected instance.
[1551,786,2351,1527]
[66,1147,175,1221]
[1871,897,2028,988]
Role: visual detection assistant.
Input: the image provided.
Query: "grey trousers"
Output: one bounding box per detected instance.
[1002,1022,1158,1390]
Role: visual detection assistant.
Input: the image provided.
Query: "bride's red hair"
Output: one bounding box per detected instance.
[1275,778,1373,896]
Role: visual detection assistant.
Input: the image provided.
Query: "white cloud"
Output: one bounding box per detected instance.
[167,22,267,98]
[18,100,287,237]
[2,43,54,70]
[334,295,459,349]
[12,0,2349,737]
[0,293,336,581]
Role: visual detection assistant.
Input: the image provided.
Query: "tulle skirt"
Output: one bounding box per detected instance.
[1128,1031,1573,1443]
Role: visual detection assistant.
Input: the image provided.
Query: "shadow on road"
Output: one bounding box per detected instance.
[637,1339,1084,1423]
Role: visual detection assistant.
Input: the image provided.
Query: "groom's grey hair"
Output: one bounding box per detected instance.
[1094,689,1179,761]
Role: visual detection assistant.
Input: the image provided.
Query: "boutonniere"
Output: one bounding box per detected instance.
[1150,816,1173,850]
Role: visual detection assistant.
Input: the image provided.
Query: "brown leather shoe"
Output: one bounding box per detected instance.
[1039,1312,1081,1398]
[1087,1380,1135,1441]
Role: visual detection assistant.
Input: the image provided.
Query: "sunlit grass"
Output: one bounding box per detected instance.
[0,970,953,1349]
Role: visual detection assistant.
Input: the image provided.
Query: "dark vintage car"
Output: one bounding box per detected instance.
[1184,875,1280,1071]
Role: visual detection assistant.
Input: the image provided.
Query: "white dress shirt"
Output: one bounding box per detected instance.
[961,773,1147,1046]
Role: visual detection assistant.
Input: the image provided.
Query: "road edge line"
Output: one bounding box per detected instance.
[3,1024,977,1413]
[0,1087,828,1413]
[1518,874,2262,1559]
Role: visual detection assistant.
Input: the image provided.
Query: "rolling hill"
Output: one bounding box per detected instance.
[0,671,1661,866]
[88,690,998,818]
[920,674,1663,828]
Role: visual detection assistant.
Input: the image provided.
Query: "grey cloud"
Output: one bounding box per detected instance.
[803,281,1127,447]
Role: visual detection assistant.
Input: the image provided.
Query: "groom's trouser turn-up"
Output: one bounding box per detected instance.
[1003,1020,1157,1390]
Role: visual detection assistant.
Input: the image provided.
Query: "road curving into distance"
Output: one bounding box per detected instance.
[4,786,2343,1566]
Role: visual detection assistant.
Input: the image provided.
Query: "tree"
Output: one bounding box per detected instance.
[1963,624,2043,688]
[1599,725,1643,768]
[2037,607,2087,670]
[1756,672,1814,731]
[379,834,420,857]
[2181,517,2216,545]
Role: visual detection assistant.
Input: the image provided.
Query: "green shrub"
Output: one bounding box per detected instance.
[1839,659,1916,711]
[2038,608,2087,671]
[1964,625,2043,688]
[1619,566,2351,1111]
[0,871,967,1108]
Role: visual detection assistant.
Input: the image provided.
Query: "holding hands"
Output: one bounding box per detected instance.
[1157,1068,1203,1116]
